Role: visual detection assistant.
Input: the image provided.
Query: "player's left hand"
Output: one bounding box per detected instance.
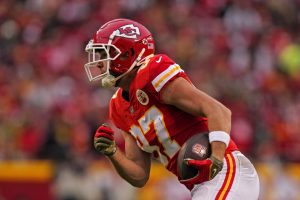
[179,155,223,185]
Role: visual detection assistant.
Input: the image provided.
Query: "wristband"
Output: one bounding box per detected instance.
[209,131,230,147]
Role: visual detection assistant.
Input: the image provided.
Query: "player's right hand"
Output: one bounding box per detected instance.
[94,124,117,157]
[179,155,223,185]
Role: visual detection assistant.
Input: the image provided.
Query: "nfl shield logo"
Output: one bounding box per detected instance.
[192,143,207,158]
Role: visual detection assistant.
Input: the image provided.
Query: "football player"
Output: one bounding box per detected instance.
[85,18,260,199]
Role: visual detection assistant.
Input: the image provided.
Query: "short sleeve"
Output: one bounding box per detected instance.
[145,55,189,100]
[109,89,130,132]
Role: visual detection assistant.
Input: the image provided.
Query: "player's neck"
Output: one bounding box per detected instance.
[118,68,138,92]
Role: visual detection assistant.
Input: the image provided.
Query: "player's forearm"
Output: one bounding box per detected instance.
[206,105,231,160]
[206,105,231,134]
[108,149,150,187]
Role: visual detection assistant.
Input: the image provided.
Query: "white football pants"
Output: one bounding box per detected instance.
[191,151,260,200]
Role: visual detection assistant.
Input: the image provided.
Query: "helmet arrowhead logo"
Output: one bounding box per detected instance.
[116,24,140,39]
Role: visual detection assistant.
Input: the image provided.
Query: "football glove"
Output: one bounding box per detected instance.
[94,124,117,157]
[180,155,223,185]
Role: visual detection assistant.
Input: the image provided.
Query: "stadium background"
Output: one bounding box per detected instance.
[0,0,300,199]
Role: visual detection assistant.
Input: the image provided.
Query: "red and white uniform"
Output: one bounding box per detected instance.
[110,54,237,172]
[109,55,259,199]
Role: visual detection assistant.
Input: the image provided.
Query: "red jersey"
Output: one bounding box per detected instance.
[109,54,238,177]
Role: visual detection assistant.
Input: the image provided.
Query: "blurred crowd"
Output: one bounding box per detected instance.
[1,0,300,198]
[1,0,300,162]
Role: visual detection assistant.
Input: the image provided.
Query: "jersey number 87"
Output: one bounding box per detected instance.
[129,106,180,165]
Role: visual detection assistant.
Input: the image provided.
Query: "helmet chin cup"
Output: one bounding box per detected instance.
[102,75,117,88]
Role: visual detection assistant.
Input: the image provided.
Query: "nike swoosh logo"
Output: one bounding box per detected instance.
[212,168,217,178]
[156,56,162,63]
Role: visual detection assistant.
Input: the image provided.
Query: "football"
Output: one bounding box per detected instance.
[177,132,211,180]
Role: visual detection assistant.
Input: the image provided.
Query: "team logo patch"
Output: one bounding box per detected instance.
[116,24,140,39]
[192,143,207,158]
[136,89,149,105]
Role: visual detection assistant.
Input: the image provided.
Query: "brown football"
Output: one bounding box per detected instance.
[177,132,211,180]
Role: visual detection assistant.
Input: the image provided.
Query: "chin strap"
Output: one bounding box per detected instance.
[101,48,146,88]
